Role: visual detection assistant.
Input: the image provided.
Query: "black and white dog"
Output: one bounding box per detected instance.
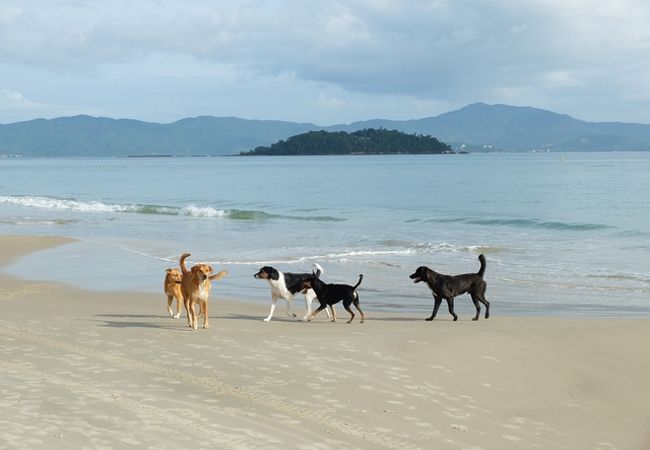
[254,263,329,322]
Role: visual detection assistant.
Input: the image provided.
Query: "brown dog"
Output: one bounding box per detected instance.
[180,253,228,330]
[163,268,184,319]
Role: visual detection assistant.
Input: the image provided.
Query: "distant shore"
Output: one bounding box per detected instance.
[1,234,649,449]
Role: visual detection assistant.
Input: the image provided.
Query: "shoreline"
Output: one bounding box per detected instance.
[3,234,649,319]
[1,234,649,449]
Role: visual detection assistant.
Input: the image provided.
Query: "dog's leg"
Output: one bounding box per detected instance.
[477,282,490,319]
[343,300,355,324]
[202,300,209,329]
[304,290,325,321]
[427,296,443,321]
[304,291,313,321]
[166,295,174,317]
[184,297,193,327]
[189,302,198,330]
[264,296,278,322]
[446,297,458,321]
[353,295,365,323]
[330,305,337,322]
[285,298,297,318]
[307,304,327,321]
[470,294,481,321]
[174,296,182,319]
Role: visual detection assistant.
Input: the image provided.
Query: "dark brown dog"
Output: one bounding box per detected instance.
[409,254,489,321]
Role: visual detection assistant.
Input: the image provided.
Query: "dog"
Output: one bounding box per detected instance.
[305,271,364,323]
[180,253,228,329]
[253,263,331,322]
[163,268,183,319]
[409,254,489,321]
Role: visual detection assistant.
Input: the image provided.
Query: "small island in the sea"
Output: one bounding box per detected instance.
[239,128,454,155]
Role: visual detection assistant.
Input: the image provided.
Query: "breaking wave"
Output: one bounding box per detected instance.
[0,195,342,222]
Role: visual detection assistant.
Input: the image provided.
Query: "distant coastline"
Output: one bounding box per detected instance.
[2,103,650,157]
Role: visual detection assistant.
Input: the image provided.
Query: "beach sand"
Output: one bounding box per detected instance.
[1,235,649,449]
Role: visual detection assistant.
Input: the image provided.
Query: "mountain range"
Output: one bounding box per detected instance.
[1,103,650,157]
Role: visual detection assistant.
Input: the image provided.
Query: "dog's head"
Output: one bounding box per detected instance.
[165,268,182,284]
[409,266,432,284]
[300,278,314,293]
[192,263,213,282]
[254,266,279,281]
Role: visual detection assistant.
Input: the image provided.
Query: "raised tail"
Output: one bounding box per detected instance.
[313,263,324,278]
[180,253,192,274]
[353,274,363,290]
[477,254,486,277]
[209,270,228,281]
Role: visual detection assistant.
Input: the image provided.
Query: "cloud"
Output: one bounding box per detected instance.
[318,92,345,110]
[1,0,650,123]
[0,89,42,111]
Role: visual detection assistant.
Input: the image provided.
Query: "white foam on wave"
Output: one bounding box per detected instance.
[0,195,137,213]
[0,195,228,218]
[180,205,227,217]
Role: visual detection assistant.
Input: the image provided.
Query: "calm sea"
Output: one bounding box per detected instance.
[1,153,649,316]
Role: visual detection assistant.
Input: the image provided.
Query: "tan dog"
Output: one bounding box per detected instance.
[180,253,228,330]
[163,268,184,319]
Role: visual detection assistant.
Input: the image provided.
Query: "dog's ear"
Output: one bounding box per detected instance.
[270,268,279,281]
[207,265,214,273]
[166,268,172,273]
[191,265,200,274]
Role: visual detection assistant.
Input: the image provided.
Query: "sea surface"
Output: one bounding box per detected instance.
[1,152,649,317]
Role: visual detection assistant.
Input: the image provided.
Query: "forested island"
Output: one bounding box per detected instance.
[239,128,453,156]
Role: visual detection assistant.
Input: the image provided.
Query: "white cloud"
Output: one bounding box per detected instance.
[0,89,42,111]
[318,92,345,110]
[1,0,650,123]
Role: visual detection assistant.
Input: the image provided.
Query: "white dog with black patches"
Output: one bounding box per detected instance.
[254,263,331,322]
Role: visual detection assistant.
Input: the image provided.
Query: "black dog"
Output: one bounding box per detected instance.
[305,272,365,323]
[409,254,489,321]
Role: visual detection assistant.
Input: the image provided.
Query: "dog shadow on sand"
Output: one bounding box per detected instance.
[91,314,195,331]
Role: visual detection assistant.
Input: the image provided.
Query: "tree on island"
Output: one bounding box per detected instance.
[240,128,453,155]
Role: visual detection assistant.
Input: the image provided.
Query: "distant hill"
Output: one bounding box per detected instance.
[240,128,452,155]
[0,115,318,157]
[2,103,650,156]
[338,103,650,152]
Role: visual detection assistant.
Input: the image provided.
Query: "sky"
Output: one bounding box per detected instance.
[1,0,650,125]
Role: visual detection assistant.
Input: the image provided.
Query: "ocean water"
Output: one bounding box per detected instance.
[1,153,649,317]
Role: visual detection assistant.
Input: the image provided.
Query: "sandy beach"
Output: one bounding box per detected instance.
[1,235,649,449]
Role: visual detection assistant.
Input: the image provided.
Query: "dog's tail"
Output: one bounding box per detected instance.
[353,274,363,290]
[313,263,324,278]
[477,254,486,277]
[180,253,192,273]
[209,270,228,281]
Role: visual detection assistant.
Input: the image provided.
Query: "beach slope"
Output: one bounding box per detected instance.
[1,235,648,449]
